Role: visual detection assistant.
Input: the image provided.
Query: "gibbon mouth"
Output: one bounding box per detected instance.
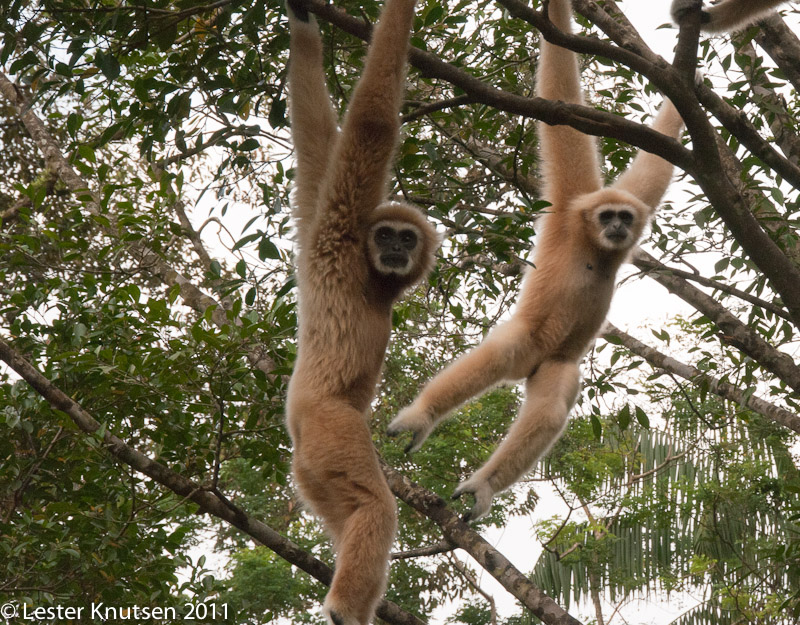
[605,232,628,243]
[380,254,408,268]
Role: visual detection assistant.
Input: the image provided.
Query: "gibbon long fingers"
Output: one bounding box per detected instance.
[287,2,340,239]
[612,98,685,210]
[536,0,603,207]
[387,322,534,452]
[453,361,581,521]
[324,0,417,220]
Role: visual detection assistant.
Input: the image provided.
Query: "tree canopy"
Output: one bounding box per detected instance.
[1,1,798,624]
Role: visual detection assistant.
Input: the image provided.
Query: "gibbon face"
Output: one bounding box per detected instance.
[366,202,438,286]
[575,189,650,253]
[369,220,422,277]
[593,203,639,250]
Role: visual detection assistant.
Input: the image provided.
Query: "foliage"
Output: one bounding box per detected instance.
[0,0,798,623]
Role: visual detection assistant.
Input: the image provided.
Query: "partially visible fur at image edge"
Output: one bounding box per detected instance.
[671,0,793,32]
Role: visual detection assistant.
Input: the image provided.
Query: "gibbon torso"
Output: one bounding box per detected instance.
[515,212,625,364]
[290,233,395,414]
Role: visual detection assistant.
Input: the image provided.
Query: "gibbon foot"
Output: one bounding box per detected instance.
[286,0,310,22]
[386,405,435,453]
[451,474,495,522]
[323,606,354,625]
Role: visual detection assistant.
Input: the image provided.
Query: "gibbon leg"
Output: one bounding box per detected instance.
[291,401,397,625]
[387,322,533,452]
[453,360,581,520]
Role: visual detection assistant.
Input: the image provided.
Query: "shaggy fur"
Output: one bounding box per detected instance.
[671,0,791,32]
[387,0,685,521]
[284,1,437,623]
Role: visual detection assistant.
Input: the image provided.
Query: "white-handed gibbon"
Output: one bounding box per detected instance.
[387,0,685,522]
[671,0,793,32]
[284,0,438,623]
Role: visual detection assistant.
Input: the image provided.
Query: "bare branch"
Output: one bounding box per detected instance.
[383,465,586,625]
[633,249,800,393]
[602,323,800,434]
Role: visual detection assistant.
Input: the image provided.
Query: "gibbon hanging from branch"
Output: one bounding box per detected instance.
[388,0,685,521]
[671,0,793,32]
[284,0,438,623]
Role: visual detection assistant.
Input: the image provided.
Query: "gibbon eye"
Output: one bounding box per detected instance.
[618,210,634,226]
[599,210,615,225]
[399,229,418,250]
[375,226,395,243]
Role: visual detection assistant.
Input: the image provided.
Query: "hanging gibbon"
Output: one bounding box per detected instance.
[388,0,685,521]
[671,0,793,32]
[284,0,438,623]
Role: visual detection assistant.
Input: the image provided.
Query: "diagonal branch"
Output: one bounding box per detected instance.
[0,336,422,625]
[602,323,800,434]
[383,464,586,625]
[632,249,800,393]
[0,69,231,329]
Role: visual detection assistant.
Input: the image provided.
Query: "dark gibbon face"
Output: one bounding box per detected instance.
[593,203,639,251]
[368,220,421,277]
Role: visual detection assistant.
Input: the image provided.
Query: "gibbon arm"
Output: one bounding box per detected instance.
[287,4,340,238]
[673,0,790,32]
[322,0,417,220]
[612,98,684,210]
[536,0,603,209]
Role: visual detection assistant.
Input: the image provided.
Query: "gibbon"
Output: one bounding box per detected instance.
[671,0,792,32]
[284,0,438,623]
[387,0,685,521]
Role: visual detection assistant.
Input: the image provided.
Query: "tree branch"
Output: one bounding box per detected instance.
[383,465,586,625]
[632,249,800,393]
[602,323,800,434]
[0,337,422,625]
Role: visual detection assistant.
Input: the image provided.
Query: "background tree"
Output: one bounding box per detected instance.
[0,0,798,623]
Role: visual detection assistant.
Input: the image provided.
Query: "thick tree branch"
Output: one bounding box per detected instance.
[632,254,792,322]
[632,249,800,393]
[297,0,693,173]
[0,337,422,625]
[602,323,800,434]
[756,13,800,94]
[383,465,586,625]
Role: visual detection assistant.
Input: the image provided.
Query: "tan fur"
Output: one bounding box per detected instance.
[387,0,685,521]
[671,0,791,32]
[284,1,437,623]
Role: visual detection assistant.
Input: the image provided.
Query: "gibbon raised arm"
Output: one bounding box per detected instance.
[285,1,438,624]
[671,0,792,32]
[388,0,684,522]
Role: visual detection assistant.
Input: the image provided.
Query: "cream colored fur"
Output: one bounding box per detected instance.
[671,0,791,32]
[284,1,437,623]
[388,0,685,521]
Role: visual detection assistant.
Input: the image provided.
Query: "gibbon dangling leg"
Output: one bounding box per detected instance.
[453,361,581,520]
[671,0,792,32]
[285,0,438,623]
[388,0,685,521]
